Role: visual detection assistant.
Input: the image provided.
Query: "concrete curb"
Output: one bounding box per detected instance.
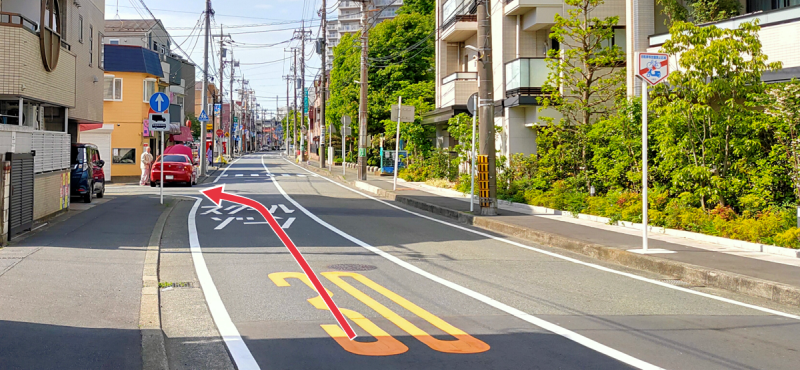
[296,161,800,308]
[140,199,176,370]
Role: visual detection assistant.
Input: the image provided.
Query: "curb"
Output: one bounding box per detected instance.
[296,161,800,308]
[140,199,176,370]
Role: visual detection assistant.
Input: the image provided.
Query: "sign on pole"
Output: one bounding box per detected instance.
[149,92,170,113]
[148,113,170,131]
[631,52,672,255]
[638,53,669,86]
[214,104,222,115]
[390,105,415,123]
[467,93,478,117]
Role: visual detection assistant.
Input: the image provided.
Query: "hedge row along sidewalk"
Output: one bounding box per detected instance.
[296,159,800,308]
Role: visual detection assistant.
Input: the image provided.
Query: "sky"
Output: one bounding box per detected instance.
[106,0,327,118]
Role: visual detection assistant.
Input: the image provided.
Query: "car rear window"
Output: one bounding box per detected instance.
[162,155,188,163]
[72,147,86,164]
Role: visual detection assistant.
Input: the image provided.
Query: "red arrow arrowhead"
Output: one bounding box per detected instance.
[198,185,358,340]
[201,186,225,206]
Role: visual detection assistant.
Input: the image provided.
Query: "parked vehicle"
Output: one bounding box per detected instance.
[70,143,105,203]
[150,154,196,187]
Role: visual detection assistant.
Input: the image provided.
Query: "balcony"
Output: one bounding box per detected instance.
[0,13,76,109]
[503,0,560,32]
[339,1,360,9]
[505,58,550,98]
[441,72,477,107]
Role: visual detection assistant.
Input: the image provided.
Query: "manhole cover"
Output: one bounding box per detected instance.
[327,264,377,272]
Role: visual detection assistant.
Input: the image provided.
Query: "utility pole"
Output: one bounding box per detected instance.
[357,0,371,180]
[294,25,312,162]
[229,55,235,157]
[200,0,212,176]
[292,49,298,158]
[319,0,327,169]
[477,0,497,215]
[283,74,292,156]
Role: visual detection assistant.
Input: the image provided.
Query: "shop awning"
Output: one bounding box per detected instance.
[79,123,103,131]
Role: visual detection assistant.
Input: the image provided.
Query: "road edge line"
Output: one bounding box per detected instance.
[140,197,176,370]
[263,156,663,370]
[187,197,261,370]
[283,157,800,319]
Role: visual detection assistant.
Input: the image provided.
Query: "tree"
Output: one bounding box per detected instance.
[657,0,740,26]
[766,80,800,206]
[650,21,781,210]
[188,113,201,140]
[398,0,434,15]
[539,0,626,190]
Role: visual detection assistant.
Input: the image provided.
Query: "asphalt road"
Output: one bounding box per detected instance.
[184,153,800,370]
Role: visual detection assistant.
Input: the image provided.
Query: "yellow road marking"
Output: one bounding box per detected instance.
[268,272,408,356]
[322,271,490,354]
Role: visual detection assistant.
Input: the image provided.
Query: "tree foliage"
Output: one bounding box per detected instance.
[650,20,782,210]
[657,0,740,25]
[539,0,626,190]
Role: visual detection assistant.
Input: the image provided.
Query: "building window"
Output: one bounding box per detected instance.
[78,16,84,43]
[112,148,137,164]
[143,79,157,102]
[89,25,94,66]
[43,0,63,34]
[104,76,123,101]
[153,41,159,51]
[99,32,105,69]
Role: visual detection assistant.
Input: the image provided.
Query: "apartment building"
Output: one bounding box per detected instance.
[427,0,800,160]
[325,0,404,70]
[0,0,106,239]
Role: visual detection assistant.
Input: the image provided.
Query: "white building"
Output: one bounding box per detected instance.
[325,0,404,70]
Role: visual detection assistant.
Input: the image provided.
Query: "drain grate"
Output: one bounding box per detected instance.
[327,264,377,272]
[659,279,703,288]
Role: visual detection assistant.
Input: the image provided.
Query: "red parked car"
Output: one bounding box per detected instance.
[150,154,197,187]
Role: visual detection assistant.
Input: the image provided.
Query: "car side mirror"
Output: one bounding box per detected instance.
[98,160,105,168]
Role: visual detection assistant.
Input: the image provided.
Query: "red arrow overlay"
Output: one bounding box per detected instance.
[201,185,358,340]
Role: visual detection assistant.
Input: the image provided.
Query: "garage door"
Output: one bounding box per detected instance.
[80,130,112,181]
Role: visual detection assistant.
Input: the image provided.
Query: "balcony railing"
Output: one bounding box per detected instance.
[0,12,38,33]
[442,0,477,29]
[505,57,551,97]
[442,72,477,85]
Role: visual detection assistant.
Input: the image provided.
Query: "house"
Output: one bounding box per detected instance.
[0,0,105,239]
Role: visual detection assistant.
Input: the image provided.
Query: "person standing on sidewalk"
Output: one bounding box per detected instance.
[207,146,213,167]
[140,146,153,186]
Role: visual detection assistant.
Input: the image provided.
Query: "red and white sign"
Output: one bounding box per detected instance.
[638,53,669,85]
[216,129,224,137]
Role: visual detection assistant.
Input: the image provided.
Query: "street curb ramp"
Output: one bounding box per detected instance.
[295,161,800,309]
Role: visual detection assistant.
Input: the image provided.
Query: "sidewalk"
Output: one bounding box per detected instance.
[0,195,170,369]
[301,159,800,308]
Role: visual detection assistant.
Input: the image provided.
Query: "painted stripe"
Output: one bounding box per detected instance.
[279,156,800,321]
[251,174,259,177]
[261,156,662,370]
[187,198,261,369]
[235,174,244,177]
[213,157,242,183]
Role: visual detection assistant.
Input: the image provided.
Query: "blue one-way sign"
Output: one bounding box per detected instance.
[198,110,210,122]
[149,92,170,113]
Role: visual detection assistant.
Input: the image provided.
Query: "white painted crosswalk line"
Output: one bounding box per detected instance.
[251,174,259,177]
[222,174,229,177]
[281,174,290,177]
[235,174,243,177]
[297,175,306,177]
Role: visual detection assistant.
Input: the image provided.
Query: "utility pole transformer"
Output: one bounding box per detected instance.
[477,0,497,215]
[357,0,371,180]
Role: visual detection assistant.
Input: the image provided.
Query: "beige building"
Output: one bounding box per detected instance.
[426,0,800,159]
[326,0,404,70]
[0,0,105,239]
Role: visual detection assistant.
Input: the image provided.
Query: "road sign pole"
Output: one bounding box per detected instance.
[160,130,164,205]
[641,78,648,251]
[342,127,346,176]
[393,97,402,191]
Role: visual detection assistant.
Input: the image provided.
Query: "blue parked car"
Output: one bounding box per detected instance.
[71,143,106,203]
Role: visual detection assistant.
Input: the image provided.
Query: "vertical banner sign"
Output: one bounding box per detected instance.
[304,88,309,114]
[632,53,670,254]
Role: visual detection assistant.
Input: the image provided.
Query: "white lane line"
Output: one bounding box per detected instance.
[213,157,242,183]
[262,156,661,370]
[279,156,800,321]
[251,174,259,177]
[281,174,290,177]
[188,198,260,369]
[235,174,244,177]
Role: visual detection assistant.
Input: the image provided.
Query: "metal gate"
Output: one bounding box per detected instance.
[6,152,34,239]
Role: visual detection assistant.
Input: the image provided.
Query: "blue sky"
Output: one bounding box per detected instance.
[107,0,325,117]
